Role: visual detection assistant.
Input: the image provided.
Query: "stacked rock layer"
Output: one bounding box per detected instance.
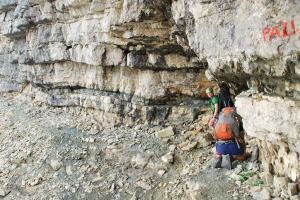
[0,0,213,127]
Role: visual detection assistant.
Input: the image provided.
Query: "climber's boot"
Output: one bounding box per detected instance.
[211,156,222,168]
[221,154,232,170]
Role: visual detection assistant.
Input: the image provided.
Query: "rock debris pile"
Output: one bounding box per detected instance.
[0,94,288,200]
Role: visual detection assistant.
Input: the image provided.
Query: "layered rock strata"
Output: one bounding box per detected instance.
[1,0,300,193]
[0,0,212,126]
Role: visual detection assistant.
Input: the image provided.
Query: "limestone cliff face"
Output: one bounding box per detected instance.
[0,0,212,127]
[0,0,300,188]
[171,0,300,186]
[172,0,300,95]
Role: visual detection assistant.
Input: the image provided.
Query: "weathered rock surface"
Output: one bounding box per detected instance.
[172,0,300,96]
[175,0,299,191]
[172,3,300,182]
[236,93,300,187]
[0,0,213,126]
[0,0,299,198]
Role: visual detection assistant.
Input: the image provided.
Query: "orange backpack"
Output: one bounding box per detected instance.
[215,107,239,140]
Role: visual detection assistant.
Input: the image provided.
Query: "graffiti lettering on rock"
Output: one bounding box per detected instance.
[262,20,296,42]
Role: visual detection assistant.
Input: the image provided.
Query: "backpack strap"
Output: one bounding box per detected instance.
[218,94,222,112]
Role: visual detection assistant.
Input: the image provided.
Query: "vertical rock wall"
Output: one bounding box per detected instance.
[236,94,300,185]
[0,0,213,127]
[170,0,300,191]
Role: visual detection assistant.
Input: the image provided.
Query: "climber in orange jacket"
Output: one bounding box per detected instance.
[211,82,249,169]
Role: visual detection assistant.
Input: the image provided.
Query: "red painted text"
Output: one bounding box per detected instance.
[262,20,296,42]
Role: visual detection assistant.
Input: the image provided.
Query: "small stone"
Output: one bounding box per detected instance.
[66,165,73,175]
[232,191,239,197]
[131,154,149,168]
[178,141,189,149]
[290,195,300,200]
[65,184,70,190]
[88,129,99,135]
[156,126,174,138]
[110,183,115,192]
[50,159,63,171]
[250,186,262,195]
[0,187,9,197]
[245,162,258,171]
[233,164,243,174]
[132,132,137,138]
[107,138,115,145]
[273,188,281,197]
[71,187,76,193]
[136,180,151,190]
[21,180,26,187]
[235,180,242,187]
[29,177,42,186]
[194,125,203,132]
[196,133,213,148]
[253,188,271,200]
[134,124,142,130]
[288,183,298,197]
[158,170,166,176]
[181,141,198,151]
[130,192,137,200]
[77,174,84,181]
[161,152,174,164]
[230,173,240,181]
[92,176,103,183]
[117,179,124,187]
[162,137,170,143]
[180,165,190,176]
[273,176,288,191]
[250,145,259,162]
[280,190,289,199]
[187,130,199,137]
[290,168,298,182]
[169,145,176,153]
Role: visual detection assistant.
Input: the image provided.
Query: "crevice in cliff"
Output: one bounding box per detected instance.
[32,83,208,107]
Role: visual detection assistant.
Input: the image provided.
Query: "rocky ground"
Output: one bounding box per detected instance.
[0,94,272,200]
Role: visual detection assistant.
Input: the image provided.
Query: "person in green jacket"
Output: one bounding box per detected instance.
[206,87,219,127]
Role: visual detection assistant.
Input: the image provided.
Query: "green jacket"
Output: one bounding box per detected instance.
[210,95,219,113]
